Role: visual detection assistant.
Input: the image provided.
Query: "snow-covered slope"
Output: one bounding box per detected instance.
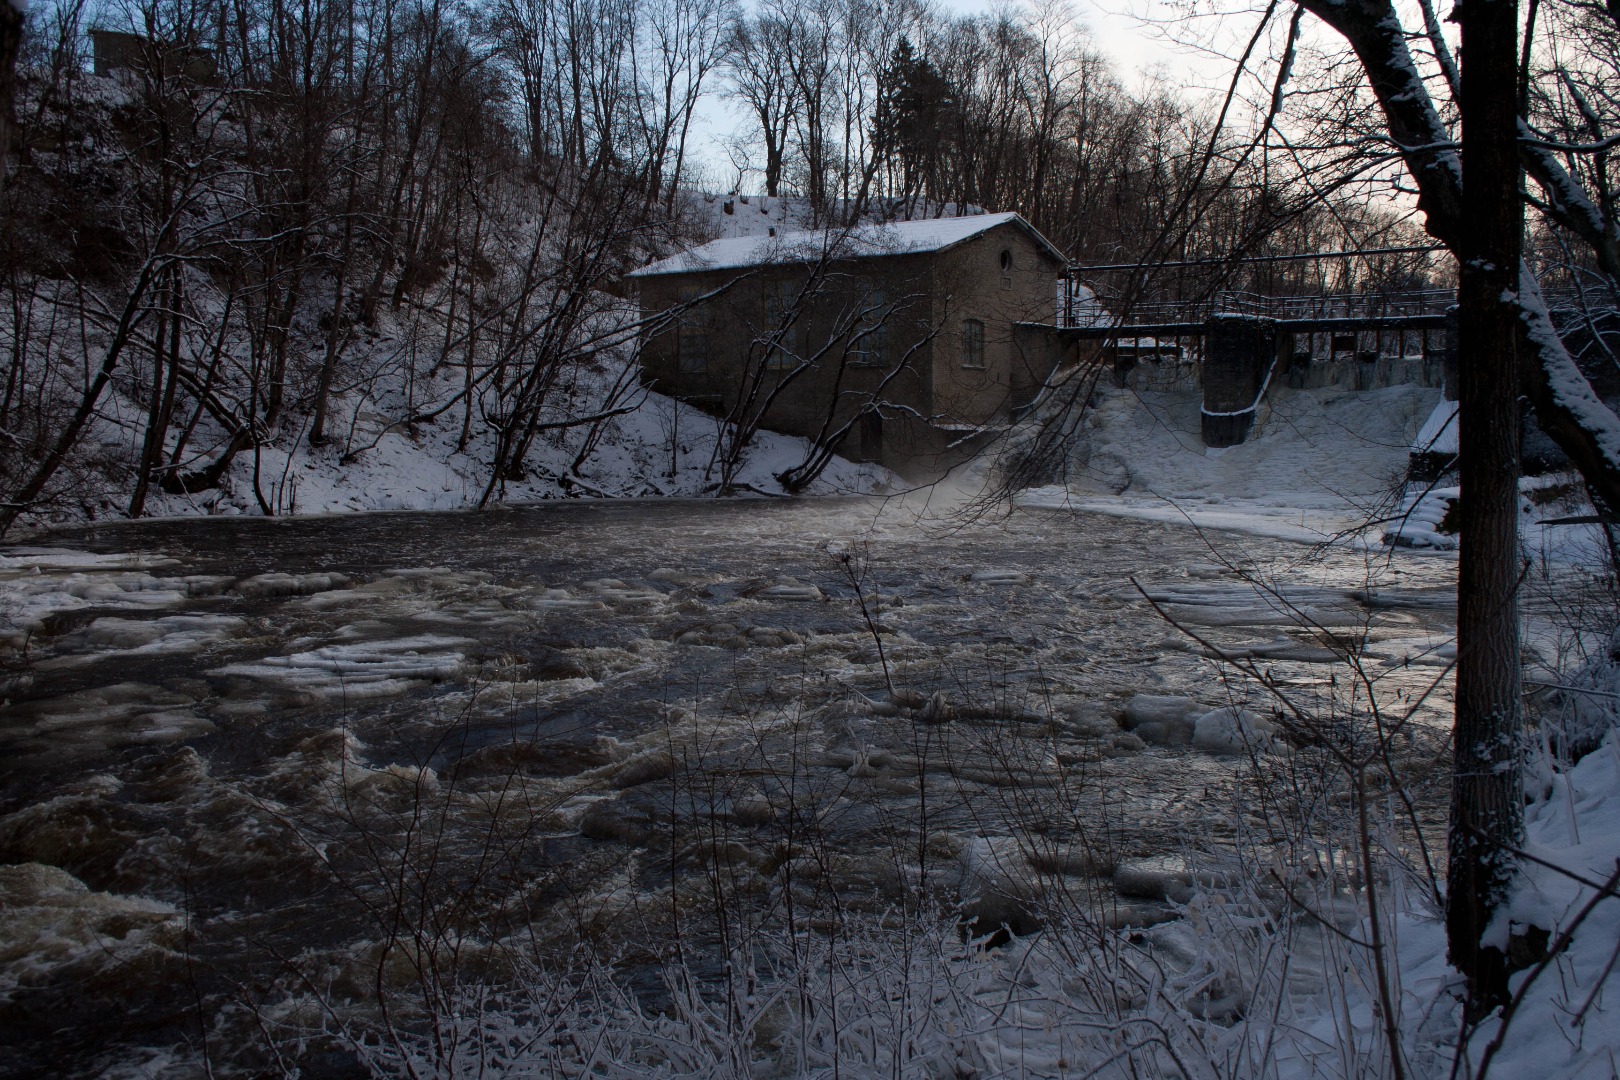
[1016,382,1439,543]
[123,360,895,523]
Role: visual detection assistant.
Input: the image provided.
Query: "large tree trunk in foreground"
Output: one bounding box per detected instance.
[1297,0,1540,1015]
[1447,0,1525,1013]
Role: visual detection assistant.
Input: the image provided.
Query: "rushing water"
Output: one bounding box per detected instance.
[0,497,1466,1077]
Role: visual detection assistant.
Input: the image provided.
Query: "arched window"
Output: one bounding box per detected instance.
[961,319,986,369]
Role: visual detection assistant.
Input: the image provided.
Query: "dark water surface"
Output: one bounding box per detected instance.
[0,497,1463,1077]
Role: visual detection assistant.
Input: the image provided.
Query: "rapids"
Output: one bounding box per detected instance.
[0,497,1468,1076]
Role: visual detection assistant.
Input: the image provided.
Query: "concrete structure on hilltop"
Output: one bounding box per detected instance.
[627,213,1068,475]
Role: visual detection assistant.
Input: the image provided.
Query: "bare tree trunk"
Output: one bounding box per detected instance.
[0,0,21,202]
[1448,0,1525,1016]
[129,269,183,518]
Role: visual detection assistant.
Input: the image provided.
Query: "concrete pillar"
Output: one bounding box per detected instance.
[1442,305,1459,401]
[1202,314,1279,447]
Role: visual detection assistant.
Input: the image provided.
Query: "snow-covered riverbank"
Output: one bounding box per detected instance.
[1014,381,1608,565]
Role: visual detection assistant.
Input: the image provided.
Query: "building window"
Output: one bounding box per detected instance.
[855,288,889,366]
[764,279,801,369]
[677,286,707,373]
[999,249,1013,271]
[961,318,985,369]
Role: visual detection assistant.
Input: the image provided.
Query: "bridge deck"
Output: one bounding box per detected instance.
[1050,313,1451,340]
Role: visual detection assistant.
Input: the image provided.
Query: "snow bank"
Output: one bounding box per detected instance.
[1414,398,1459,455]
[1014,382,1438,544]
[130,364,895,523]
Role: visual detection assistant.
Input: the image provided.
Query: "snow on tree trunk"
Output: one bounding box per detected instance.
[1448,0,1524,1015]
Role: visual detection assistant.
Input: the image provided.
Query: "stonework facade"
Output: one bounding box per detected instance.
[628,214,1067,475]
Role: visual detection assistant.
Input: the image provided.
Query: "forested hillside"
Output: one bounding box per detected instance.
[0,0,1430,533]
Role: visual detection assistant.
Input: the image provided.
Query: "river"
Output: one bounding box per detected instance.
[0,497,1469,1077]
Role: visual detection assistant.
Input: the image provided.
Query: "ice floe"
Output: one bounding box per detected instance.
[214,633,474,701]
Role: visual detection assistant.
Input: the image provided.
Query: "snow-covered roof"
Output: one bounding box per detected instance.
[628,212,1066,278]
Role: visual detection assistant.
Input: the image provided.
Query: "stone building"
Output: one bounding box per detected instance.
[627,213,1068,475]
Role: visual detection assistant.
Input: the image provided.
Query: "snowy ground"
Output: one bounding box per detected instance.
[66,357,897,530]
[1012,380,1609,565]
[1015,382,1437,542]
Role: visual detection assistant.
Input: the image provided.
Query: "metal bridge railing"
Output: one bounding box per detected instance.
[1059,287,1459,330]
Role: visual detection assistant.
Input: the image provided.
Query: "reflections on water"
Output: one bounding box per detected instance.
[0,497,1463,1076]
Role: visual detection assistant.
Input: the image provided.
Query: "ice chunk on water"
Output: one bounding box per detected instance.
[581,579,666,607]
[756,582,824,601]
[214,633,473,700]
[1119,694,1200,746]
[969,569,1030,584]
[1192,706,1278,755]
[234,572,353,598]
[2,682,214,754]
[76,615,248,656]
[1363,635,1458,667]
[0,549,179,573]
[529,587,609,612]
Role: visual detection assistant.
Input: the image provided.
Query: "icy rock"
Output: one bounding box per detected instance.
[0,864,183,996]
[1137,920,1248,1021]
[728,791,776,826]
[1026,843,1105,877]
[1103,901,1179,929]
[1191,706,1278,755]
[530,647,591,680]
[81,614,247,655]
[957,836,1044,937]
[234,571,352,598]
[1118,694,1200,746]
[969,569,1030,584]
[1106,731,1146,756]
[0,550,179,573]
[1056,708,1120,739]
[845,751,883,778]
[757,582,824,601]
[5,682,213,750]
[583,579,665,606]
[682,838,760,869]
[579,799,658,846]
[610,749,677,788]
[529,588,608,611]
[918,691,956,724]
[214,634,471,700]
[1113,857,1195,903]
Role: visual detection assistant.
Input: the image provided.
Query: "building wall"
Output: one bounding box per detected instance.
[928,225,1065,432]
[634,223,1064,474]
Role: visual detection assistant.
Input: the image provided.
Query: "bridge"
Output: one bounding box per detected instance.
[1049,248,1458,447]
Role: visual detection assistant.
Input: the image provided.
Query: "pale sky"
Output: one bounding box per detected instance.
[687,0,1239,192]
[940,0,1241,93]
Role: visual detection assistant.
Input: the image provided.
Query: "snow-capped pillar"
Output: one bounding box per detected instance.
[1201,314,1280,448]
